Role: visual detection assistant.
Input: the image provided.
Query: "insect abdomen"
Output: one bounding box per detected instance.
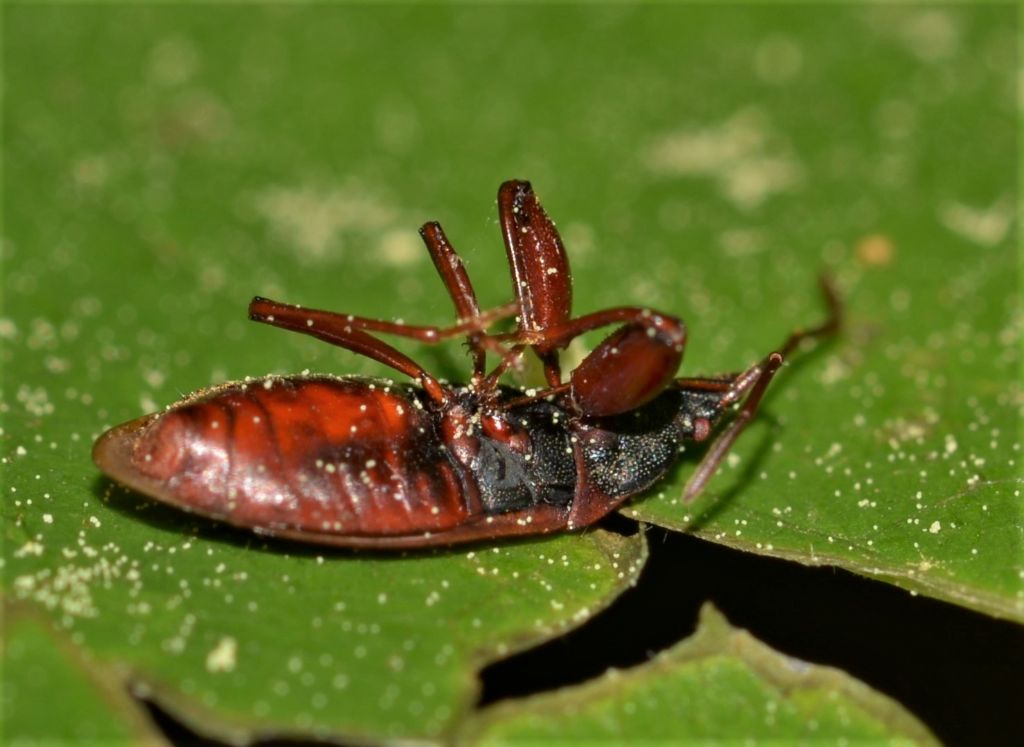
[123,377,476,536]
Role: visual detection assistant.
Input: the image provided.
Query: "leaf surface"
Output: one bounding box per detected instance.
[2,604,168,746]
[2,3,1018,743]
[461,605,939,745]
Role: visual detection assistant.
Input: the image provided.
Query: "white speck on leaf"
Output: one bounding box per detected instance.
[206,636,238,673]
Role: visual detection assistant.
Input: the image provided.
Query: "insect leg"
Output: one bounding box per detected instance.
[496,182,689,404]
[498,180,573,338]
[555,305,684,340]
[673,376,738,392]
[776,274,842,358]
[545,307,688,417]
[484,305,688,413]
[248,298,451,403]
[420,221,517,378]
[248,297,516,345]
[680,354,783,503]
[497,180,574,386]
[480,344,529,391]
[680,275,842,502]
[419,222,483,322]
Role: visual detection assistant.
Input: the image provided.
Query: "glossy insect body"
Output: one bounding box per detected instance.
[94,180,838,548]
[94,375,729,547]
[97,377,468,545]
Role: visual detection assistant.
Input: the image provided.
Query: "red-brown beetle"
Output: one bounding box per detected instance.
[93,180,839,548]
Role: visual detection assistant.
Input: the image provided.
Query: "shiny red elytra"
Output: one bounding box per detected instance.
[93,180,839,548]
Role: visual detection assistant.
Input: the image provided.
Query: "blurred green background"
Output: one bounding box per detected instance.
[3,3,1017,744]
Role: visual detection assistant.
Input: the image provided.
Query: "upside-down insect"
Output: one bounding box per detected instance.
[93,180,839,548]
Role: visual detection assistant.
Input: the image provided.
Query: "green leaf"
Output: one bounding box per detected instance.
[2,2,1018,742]
[460,604,939,745]
[4,484,644,743]
[2,603,167,746]
[616,5,1024,622]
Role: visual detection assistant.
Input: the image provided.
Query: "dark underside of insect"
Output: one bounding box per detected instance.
[94,180,839,548]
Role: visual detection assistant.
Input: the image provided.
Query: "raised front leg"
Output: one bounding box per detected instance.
[250,215,522,398]
[493,180,687,413]
[498,180,573,341]
[248,297,450,403]
[420,221,517,378]
[543,307,687,417]
[248,294,517,389]
[495,180,575,388]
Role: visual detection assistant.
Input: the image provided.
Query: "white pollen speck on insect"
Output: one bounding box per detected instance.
[306,319,314,327]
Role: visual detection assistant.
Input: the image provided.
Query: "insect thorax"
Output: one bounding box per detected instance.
[578,388,725,498]
[470,400,577,515]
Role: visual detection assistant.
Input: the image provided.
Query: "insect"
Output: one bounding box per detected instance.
[93,180,839,548]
